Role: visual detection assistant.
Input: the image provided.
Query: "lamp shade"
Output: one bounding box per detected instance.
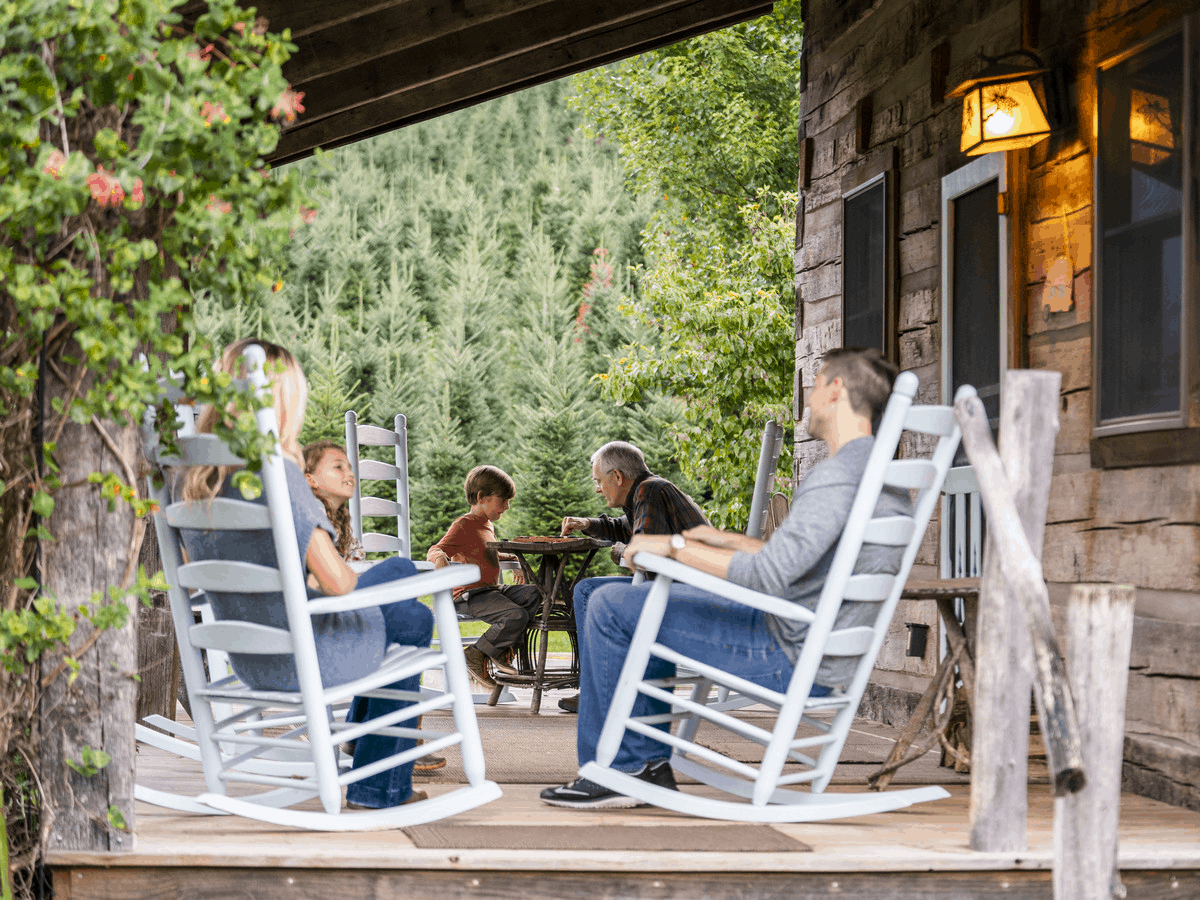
[950,58,1052,155]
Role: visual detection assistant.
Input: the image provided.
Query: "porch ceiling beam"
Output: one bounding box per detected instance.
[254,0,772,164]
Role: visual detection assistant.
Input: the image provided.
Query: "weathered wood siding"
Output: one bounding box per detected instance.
[797,0,1200,808]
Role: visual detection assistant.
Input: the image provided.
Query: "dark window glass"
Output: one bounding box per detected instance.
[1097,34,1184,422]
[951,179,1001,424]
[843,180,886,352]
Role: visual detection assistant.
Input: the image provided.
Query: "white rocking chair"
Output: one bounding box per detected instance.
[135,345,501,829]
[578,373,968,821]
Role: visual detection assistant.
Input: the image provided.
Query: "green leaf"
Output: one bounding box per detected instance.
[107,805,128,831]
[31,491,54,518]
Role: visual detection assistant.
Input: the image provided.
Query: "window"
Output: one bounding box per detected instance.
[841,148,896,357]
[1094,23,1197,437]
[941,154,1008,428]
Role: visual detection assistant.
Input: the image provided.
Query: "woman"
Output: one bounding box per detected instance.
[179,338,429,809]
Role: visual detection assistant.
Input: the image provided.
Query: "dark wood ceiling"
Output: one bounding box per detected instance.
[186,1,775,165]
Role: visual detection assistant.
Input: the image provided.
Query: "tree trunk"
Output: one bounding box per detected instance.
[965,370,1060,852]
[38,362,138,852]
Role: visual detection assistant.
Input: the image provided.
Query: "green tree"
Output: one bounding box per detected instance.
[569,2,803,527]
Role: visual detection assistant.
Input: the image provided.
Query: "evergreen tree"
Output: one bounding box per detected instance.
[410,385,476,556]
[503,334,605,541]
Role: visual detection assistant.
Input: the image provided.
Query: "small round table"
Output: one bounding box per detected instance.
[485,536,611,713]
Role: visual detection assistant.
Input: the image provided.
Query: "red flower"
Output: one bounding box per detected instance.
[206,195,233,214]
[43,149,67,179]
[201,101,228,126]
[271,88,305,124]
[299,206,317,224]
[130,178,145,206]
[86,167,125,208]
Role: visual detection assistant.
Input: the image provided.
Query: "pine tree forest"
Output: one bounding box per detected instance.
[197,4,802,557]
[197,80,685,559]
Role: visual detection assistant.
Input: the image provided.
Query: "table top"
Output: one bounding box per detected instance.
[487,536,611,554]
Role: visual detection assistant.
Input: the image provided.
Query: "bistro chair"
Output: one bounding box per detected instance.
[134,346,501,829]
[578,373,966,821]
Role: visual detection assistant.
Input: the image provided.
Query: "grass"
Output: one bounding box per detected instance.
[418,598,573,653]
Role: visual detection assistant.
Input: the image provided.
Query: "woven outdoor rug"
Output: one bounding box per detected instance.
[403,823,810,852]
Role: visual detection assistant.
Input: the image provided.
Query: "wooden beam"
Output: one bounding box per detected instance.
[1053,584,1136,900]
[55,864,1200,900]
[280,0,690,85]
[270,0,772,163]
[283,0,710,125]
[957,373,1087,853]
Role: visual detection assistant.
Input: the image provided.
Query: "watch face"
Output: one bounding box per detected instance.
[670,534,686,551]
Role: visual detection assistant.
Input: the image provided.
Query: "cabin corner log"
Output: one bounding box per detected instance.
[39,362,139,853]
[1054,583,1136,900]
[955,376,1086,808]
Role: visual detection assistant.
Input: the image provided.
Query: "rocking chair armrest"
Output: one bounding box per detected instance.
[305,564,480,615]
[631,552,816,624]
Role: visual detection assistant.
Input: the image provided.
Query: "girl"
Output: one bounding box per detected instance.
[303,440,366,563]
[179,338,429,809]
[303,438,446,772]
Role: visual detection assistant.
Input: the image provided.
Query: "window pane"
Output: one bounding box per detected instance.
[843,181,886,351]
[951,179,1001,423]
[1098,33,1184,422]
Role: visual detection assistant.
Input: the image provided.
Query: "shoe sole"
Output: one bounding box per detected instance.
[540,794,646,810]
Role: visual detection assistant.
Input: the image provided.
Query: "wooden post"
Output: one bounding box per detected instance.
[39,362,138,852]
[958,370,1075,852]
[1054,584,1136,900]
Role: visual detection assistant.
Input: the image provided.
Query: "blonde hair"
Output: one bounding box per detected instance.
[182,339,308,501]
[303,440,355,558]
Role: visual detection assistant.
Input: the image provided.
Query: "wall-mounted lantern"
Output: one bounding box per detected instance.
[949,51,1055,155]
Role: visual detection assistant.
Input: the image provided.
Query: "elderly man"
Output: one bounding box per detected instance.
[557,441,709,713]
[541,347,907,808]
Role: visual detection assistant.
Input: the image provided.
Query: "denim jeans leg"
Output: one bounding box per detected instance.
[343,557,434,808]
[572,575,632,669]
[577,580,802,773]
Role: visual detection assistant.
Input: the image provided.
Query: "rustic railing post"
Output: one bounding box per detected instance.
[957,370,1077,852]
[1054,583,1136,900]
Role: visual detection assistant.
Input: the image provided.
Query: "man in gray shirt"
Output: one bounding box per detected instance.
[541,347,908,809]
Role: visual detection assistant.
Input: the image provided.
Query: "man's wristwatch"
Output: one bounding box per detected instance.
[668,533,686,558]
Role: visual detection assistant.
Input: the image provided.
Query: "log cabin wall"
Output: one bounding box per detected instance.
[795,0,1200,809]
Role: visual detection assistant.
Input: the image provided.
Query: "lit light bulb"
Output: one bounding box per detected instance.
[986,104,1017,136]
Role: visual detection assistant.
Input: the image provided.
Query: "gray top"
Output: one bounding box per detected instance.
[726,436,910,688]
[176,459,386,692]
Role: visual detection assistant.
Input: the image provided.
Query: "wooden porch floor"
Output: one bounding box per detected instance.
[48,687,1200,900]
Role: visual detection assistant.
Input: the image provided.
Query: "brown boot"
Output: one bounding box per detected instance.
[463,645,497,688]
[413,714,446,771]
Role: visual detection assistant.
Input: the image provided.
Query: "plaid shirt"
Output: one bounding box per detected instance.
[583,472,709,546]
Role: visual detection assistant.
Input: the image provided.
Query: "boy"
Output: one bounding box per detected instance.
[427,465,541,688]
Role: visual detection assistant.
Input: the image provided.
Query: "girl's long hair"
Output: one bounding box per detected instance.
[303,441,355,559]
[181,339,308,502]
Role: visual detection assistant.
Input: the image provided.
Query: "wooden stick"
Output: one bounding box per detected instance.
[955,389,1086,799]
[1054,583,1136,900]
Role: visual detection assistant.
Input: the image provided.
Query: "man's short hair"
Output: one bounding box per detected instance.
[591,441,651,482]
[465,465,515,504]
[820,347,900,423]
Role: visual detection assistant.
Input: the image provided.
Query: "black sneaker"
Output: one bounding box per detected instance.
[539,760,677,809]
[557,694,578,713]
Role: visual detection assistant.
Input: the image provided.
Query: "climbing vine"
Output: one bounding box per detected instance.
[0,0,314,893]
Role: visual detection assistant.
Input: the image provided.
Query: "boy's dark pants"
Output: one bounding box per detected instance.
[456,584,543,659]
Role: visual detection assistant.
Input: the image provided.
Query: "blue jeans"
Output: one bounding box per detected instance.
[343,557,433,808]
[576,580,829,772]
[572,575,633,667]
